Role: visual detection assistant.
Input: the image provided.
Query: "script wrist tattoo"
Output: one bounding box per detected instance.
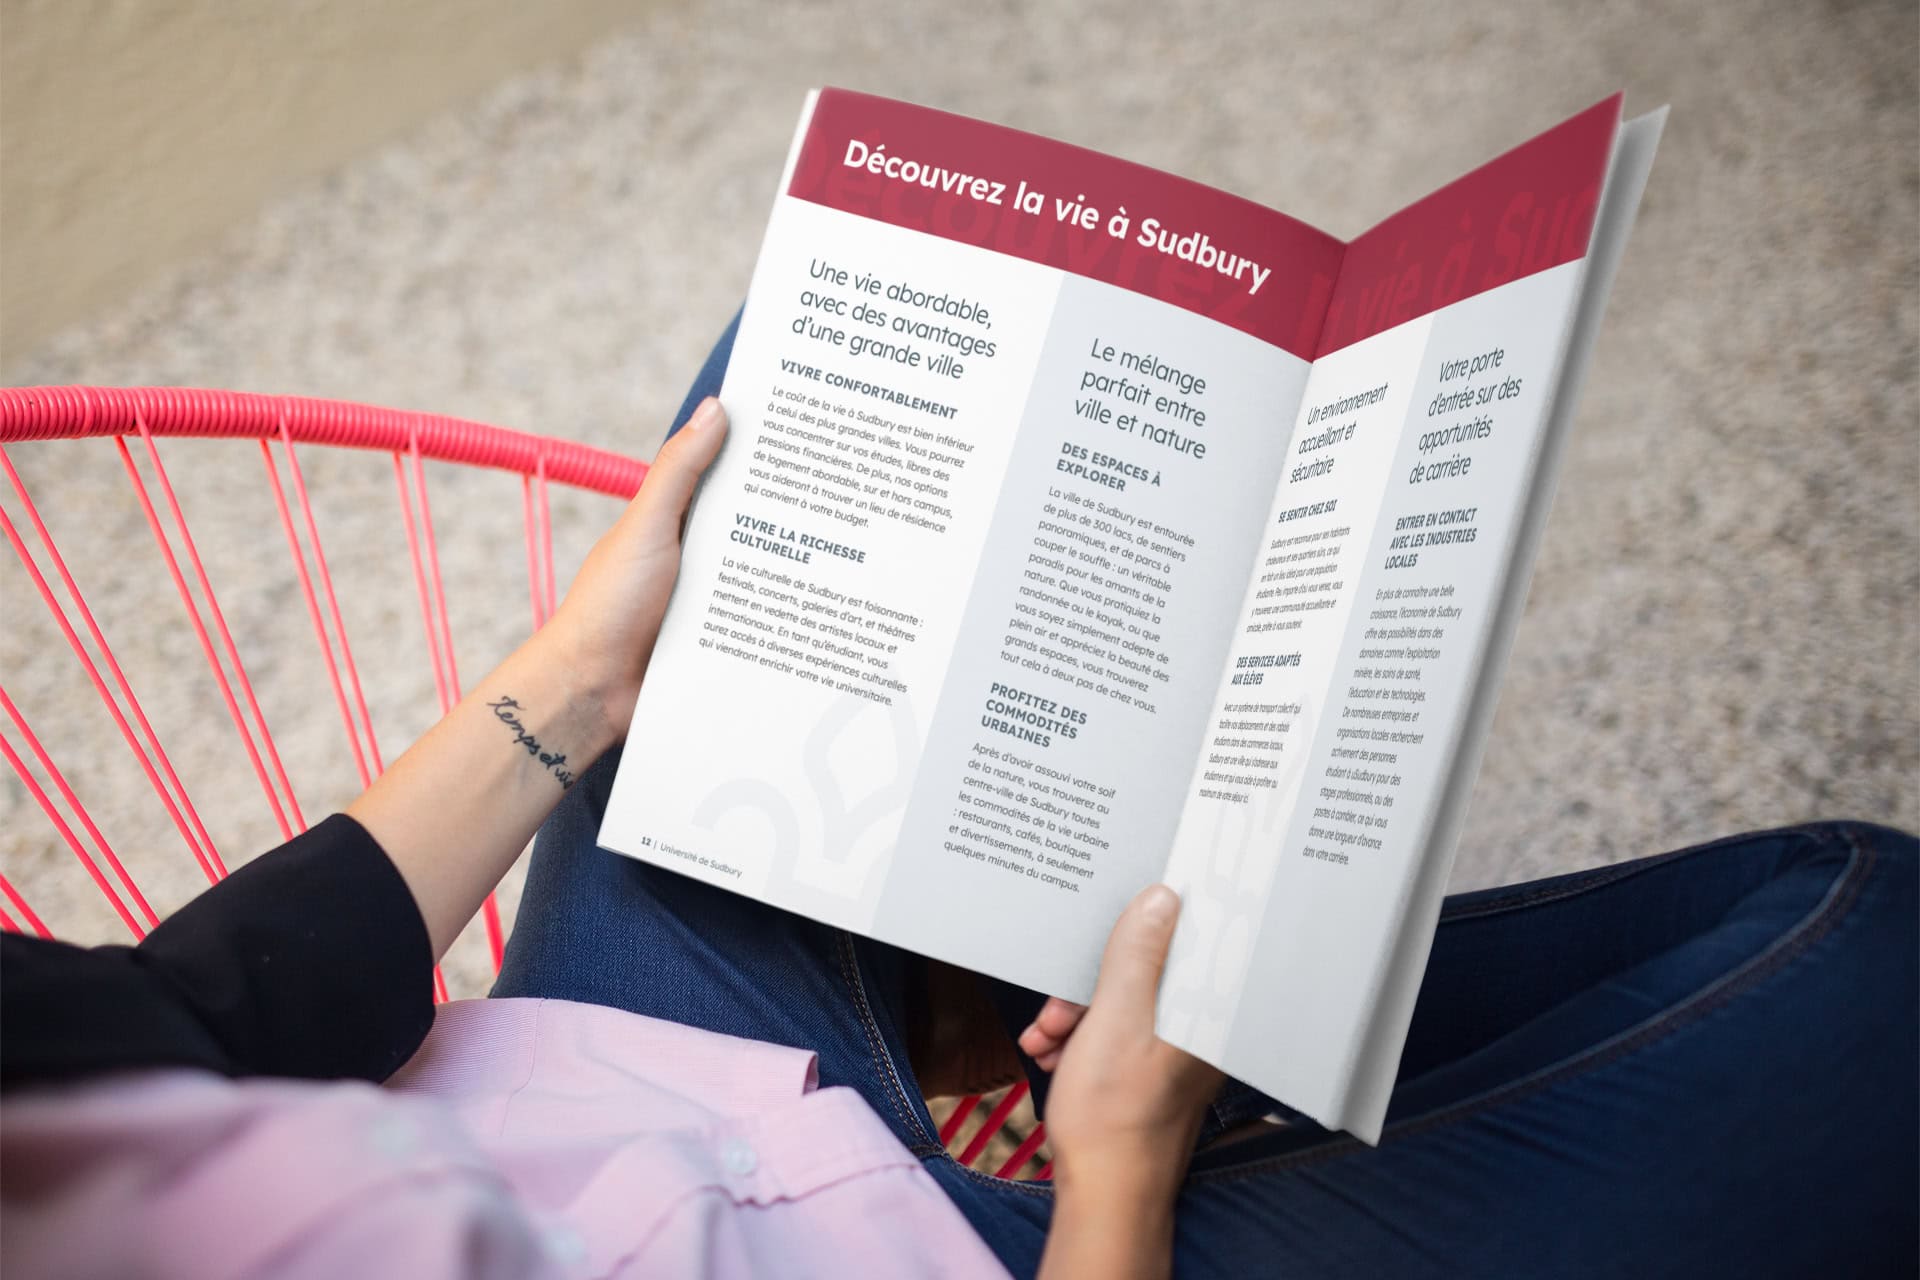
[485,695,578,789]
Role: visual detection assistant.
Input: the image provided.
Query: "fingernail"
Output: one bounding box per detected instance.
[687,397,724,432]
[1140,883,1178,925]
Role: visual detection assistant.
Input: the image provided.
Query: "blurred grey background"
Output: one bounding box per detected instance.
[2,0,1915,994]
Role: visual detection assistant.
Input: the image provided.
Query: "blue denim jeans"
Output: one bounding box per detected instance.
[494,317,1919,1277]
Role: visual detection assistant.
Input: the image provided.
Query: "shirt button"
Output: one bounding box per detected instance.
[544,1224,587,1265]
[367,1115,416,1159]
[721,1138,758,1176]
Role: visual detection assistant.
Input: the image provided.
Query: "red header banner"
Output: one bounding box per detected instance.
[788,90,1345,360]
[1315,95,1620,357]
[788,90,1621,363]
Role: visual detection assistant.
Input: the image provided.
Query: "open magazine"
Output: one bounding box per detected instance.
[602,88,1666,1142]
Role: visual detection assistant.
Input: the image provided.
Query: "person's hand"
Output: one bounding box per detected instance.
[1028,885,1222,1279]
[544,397,728,743]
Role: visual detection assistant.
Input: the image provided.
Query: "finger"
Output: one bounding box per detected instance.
[627,397,728,535]
[1018,997,1087,1057]
[1017,1022,1074,1059]
[1088,883,1180,1022]
[1033,1048,1062,1073]
[1034,997,1088,1037]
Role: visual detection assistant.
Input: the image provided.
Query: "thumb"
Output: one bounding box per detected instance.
[1089,883,1180,1024]
[628,397,729,536]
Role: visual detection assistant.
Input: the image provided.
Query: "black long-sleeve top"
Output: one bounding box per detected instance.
[1,815,433,1092]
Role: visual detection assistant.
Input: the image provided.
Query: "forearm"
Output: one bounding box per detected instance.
[1028,882,1219,1280]
[348,628,618,961]
[1039,1181,1176,1280]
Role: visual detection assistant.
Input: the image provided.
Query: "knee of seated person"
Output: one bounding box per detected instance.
[1847,819,1918,890]
[1757,820,1915,877]
[1803,820,1917,870]
[1797,820,1918,927]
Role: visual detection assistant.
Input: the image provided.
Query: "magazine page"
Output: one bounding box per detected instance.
[1341,106,1669,1139]
[601,89,1344,998]
[1156,96,1629,1139]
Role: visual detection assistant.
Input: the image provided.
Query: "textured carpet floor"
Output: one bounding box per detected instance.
[3,0,1915,996]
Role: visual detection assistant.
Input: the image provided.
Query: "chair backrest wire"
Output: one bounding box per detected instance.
[260,426,380,790]
[2,449,227,885]
[122,422,304,841]
[0,867,51,938]
[0,683,156,938]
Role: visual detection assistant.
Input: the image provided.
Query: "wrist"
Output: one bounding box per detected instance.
[1043,1176,1176,1280]
[1050,1149,1183,1218]
[506,627,625,765]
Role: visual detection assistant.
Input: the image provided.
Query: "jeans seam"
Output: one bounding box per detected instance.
[1189,823,1875,1185]
[936,1154,1058,1198]
[1436,823,1836,923]
[831,937,1060,1192]
[1438,859,1661,918]
[834,931,943,1155]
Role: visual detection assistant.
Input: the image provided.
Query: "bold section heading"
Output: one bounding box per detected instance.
[789,90,1344,359]
[1316,95,1621,357]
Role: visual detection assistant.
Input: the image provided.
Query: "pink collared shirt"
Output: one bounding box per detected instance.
[0,997,1011,1278]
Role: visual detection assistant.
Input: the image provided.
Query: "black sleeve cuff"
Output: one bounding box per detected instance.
[2,814,436,1091]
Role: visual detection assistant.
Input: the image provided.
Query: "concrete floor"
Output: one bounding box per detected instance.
[2,0,1915,998]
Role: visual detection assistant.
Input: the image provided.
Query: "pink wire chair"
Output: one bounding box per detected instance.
[0,385,1047,1179]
